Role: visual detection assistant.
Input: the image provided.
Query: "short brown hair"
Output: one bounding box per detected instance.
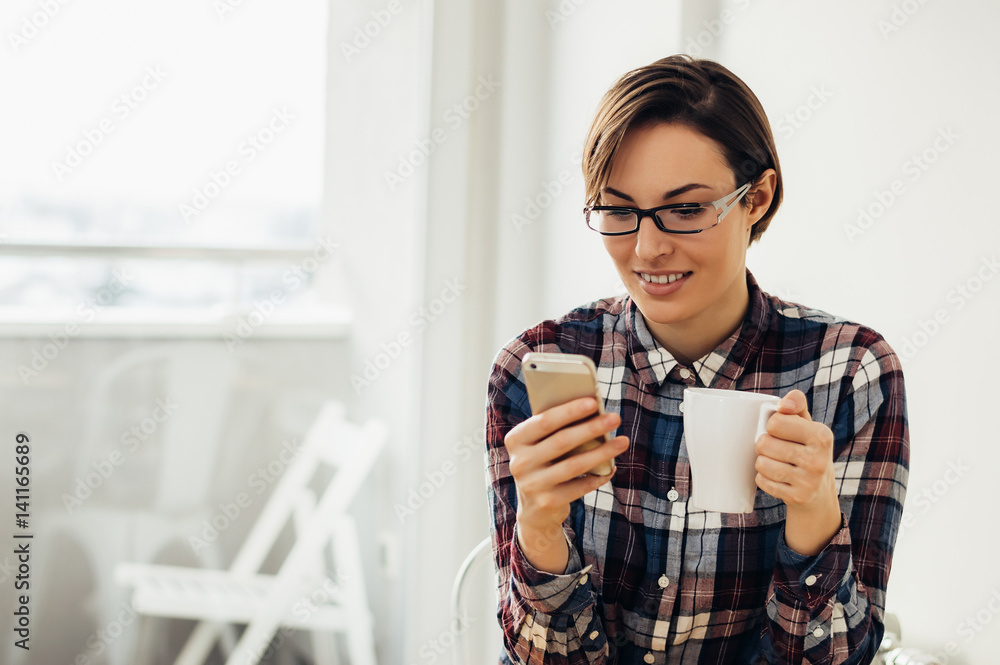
[582,55,782,243]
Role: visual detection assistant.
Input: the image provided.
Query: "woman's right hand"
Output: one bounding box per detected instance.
[503,396,629,572]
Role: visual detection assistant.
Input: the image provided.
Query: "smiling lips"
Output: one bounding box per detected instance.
[639,271,691,284]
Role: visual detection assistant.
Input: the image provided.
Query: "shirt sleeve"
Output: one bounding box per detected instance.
[485,340,610,665]
[760,335,909,665]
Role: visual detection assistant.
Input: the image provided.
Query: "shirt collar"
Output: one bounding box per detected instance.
[623,270,771,391]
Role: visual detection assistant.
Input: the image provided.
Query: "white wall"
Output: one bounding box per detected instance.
[714,3,1000,662]
[515,1,1000,662]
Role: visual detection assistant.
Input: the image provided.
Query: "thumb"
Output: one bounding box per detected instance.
[779,389,812,421]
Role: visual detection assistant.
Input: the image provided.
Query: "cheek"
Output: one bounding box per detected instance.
[602,237,634,269]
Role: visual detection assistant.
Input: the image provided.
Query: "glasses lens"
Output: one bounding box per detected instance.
[589,209,637,234]
[655,204,718,232]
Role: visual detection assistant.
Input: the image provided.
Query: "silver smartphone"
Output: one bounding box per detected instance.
[522,352,616,477]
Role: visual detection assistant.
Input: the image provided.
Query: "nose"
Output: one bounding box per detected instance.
[633,212,676,261]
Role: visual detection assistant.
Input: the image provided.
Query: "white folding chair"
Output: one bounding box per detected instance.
[116,401,387,665]
[452,536,502,665]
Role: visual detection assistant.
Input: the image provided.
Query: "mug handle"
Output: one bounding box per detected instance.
[755,401,780,441]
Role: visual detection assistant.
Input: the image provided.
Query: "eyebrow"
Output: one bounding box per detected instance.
[603,183,711,203]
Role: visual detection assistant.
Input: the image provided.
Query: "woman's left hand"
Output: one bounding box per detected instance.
[754,389,842,556]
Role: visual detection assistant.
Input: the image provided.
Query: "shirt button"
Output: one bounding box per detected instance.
[644,653,655,664]
[679,368,692,379]
[578,574,589,586]
[657,575,670,588]
[589,630,599,640]
[805,575,817,587]
[813,627,824,638]
[667,488,679,501]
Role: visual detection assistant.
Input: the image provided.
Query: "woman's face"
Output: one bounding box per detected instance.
[601,122,763,349]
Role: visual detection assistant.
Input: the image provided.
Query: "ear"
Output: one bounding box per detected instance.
[745,168,777,228]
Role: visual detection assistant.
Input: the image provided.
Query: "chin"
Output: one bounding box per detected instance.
[628,293,691,326]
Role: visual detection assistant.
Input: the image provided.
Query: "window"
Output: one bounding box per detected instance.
[0,0,341,328]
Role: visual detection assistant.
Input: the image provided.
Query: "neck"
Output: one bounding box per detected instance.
[644,275,750,365]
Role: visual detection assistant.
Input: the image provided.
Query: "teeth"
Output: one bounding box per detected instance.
[640,272,687,284]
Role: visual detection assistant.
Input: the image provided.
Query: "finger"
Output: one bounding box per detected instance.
[507,411,620,483]
[542,412,621,461]
[760,418,833,459]
[755,453,799,486]
[537,435,628,487]
[549,467,619,505]
[777,389,812,422]
[755,434,808,467]
[755,470,793,502]
[514,435,623,500]
[506,396,600,450]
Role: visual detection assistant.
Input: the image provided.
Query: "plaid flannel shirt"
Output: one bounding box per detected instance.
[484,271,908,665]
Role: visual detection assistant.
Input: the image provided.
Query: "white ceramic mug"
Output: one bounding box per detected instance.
[682,387,781,513]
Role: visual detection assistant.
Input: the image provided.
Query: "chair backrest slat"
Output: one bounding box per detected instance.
[228,402,366,575]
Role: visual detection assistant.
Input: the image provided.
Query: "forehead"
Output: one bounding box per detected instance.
[606,122,734,194]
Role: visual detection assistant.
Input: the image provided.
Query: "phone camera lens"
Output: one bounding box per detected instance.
[529,363,537,369]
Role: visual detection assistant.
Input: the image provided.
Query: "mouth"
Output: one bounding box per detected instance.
[638,271,691,285]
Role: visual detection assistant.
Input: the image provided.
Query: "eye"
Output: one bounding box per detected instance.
[674,206,708,218]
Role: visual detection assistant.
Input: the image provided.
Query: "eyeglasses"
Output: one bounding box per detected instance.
[584,182,753,236]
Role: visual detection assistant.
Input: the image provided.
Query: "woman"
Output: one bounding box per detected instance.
[484,55,908,665]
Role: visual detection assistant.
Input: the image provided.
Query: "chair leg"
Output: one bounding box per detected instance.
[332,517,378,665]
[173,621,223,665]
[293,489,341,664]
[310,629,340,664]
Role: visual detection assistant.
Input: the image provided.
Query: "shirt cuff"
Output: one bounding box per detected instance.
[773,513,853,610]
[509,522,596,614]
